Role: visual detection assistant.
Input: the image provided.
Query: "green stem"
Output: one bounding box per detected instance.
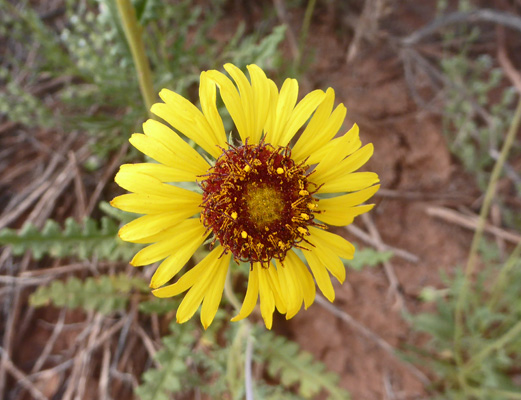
[488,239,521,309]
[464,319,521,374]
[296,0,316,68]
[115,0,156,116]
[224,269,241,312]
[453,96,521,390]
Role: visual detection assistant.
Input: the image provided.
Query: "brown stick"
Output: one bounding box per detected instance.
[426,206,521,243]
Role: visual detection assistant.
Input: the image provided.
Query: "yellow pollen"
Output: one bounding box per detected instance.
[244,184,284,229]
[241,231,248,239]
[307,203,316,209]
[299,189,309,196]
[276,167,284,174]
[231,211,238,219]
[298,227,308,235]
[244,165,251,172]
[301,213,309,220]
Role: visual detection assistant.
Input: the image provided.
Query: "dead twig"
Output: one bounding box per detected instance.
[19,261,120,278]
[361,213,406,311]
[134,324,160,366]
[272,0,299,60]
[99,342,111,400]
[497,25,521,93]
[426,206,521,244]
[0,347,49,400]
[401,9,521,46]
[346,0,388,62]
[315,296,430,386]
[70,151,88,219]
[28,146,90,228]
[345,224,419,264]
[85,142,129,216]
[31,310,67,373]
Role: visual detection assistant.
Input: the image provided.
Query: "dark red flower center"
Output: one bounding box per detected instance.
[199,142,323,266]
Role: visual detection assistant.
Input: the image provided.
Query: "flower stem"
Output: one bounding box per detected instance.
[296,0,317,68]
[464,319,521,374]
[115,0,155,116]
[244,325,254,400]
[453,96,521,390]
[224,269,241,312]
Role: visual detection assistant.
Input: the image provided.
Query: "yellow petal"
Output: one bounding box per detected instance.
[152,246,224,298]
[115,169,193,198]
[118,203,200,243]
[316,171,380,194]
[206,69,250,143]
[263,79,280,142]
[130,219,205,266]
[312,123,361,181]
[309,227,355,260]
[257,265,275,329]
[111,191,201,215]
[129,134,178,168]
[266,262,287,314]
[302,249,335,302]
[199,71,227,149]
[142,119,211,174]
[286,250,316,309]
[117,163,196,183]
[224,64,254,141]
[151,93,221,158]
[317,204,375,226]
[312,244,346,283]
[309,136,362,167]
[292,88,346,162]
[265,78,298,146]
[247,64,271,144]
[231,263,260,322]
[200,252,232,329]
[314,144,374,186]
[148,230,209,288]
[176,257,221,324]
[276,258,302,319]
[278,89,326,147]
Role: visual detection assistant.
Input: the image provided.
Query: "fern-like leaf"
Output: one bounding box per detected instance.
[345,248,393,271]
[135,321,198,400]
[256,330,350,400]
[29,274,148,314]
[0,217,140,261]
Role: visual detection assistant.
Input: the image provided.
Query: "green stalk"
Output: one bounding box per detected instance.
[464,319,521,374]
[295,0,317,69]
[224,269,241,312]
[488,239,521,309]
[453,96,521,390]
[115,0,156,116]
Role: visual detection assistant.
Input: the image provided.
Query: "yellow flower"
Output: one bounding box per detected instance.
[111,63,380,329]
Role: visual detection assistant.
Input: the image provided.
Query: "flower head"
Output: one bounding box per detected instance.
[111,63,380,329]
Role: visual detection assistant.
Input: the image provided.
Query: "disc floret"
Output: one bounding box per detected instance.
[200,142,323,265]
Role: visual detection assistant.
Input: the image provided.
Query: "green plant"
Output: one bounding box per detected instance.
[0,217,140,261]
[437,0,519,192]
[406,76,521,397]
[407,239,521,399]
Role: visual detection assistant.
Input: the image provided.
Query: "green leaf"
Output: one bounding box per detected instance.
[256,330,350,400]
[29,274,148,314]
[135,321,198,400]
[345,248,393,271]
[0,217,140,261]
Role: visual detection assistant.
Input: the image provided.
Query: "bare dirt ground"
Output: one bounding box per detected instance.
[2,1,520,399]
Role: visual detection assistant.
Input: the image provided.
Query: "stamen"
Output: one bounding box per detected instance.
[199,142,324,265]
